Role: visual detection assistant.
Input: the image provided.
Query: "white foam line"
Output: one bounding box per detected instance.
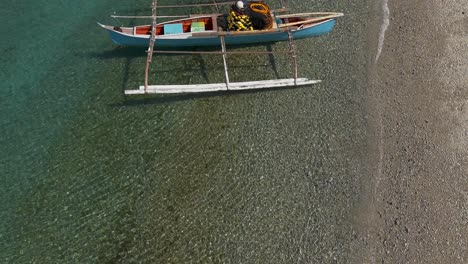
[375,0,390,63]
[369,4,389,262]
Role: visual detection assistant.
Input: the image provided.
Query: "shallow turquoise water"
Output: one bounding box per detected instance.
[1,0,369,263]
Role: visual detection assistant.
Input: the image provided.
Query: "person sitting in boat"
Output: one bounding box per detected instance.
[245,1,273,30]
[227,1,254,31]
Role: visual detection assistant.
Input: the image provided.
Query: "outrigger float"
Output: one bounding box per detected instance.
[98,1,343,95]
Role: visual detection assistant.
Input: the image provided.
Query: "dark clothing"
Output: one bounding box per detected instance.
[227,4,253,31]
[245,1,273,30]
[224,1,273,31]
[217,14,228,30]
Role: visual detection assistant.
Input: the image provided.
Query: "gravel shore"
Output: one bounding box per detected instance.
[365,0,468,262]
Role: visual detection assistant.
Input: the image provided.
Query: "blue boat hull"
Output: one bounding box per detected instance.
[105,19,337,48]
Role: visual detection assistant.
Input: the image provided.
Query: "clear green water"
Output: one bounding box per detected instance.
[1,0,369,263]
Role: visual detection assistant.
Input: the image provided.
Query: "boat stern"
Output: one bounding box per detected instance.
[97,22,150,47]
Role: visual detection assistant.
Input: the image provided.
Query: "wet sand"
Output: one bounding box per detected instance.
[365,0,468,262]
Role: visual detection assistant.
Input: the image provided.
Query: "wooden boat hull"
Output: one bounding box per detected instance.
[98,18,338,47]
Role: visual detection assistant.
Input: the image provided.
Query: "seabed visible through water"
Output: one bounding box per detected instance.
[1,0,370,262]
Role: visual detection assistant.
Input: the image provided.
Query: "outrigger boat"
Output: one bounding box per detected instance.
[98,13,342,48]
[98,1,343,95]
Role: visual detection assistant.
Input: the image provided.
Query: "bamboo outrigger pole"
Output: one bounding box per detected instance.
[279,0,287,9]
[287,30,298,85]
[219,36,230,90]
[144,0,158,93]
[278,0,298,85]
[155,1,231,8]
[279,13,343,28]
[111,15,189,19]
[212,0,220,13]
[151,50,292,55]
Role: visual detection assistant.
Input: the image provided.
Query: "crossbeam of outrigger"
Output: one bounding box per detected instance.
[143,0,158,93]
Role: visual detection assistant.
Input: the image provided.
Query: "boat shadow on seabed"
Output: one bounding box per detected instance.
[87,43,284,105]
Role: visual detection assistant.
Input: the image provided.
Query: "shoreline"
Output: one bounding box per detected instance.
[365,0,468,262]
